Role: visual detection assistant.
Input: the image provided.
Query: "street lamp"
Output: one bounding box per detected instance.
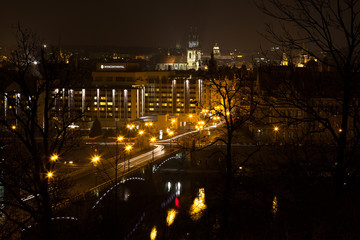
[91,155,100,165]
[273,126,279,143]
[50,154,58,162]
[168,131,174,151]
[11,125,16,130]
[125,145,132,171]
[46,171,54,179]
[127,124,135,141]
[150,137,156,163]
[115,136,124,185]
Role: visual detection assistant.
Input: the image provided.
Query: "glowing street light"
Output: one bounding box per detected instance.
[138,130,144,136]
[125,145,132,152]
[11,125,16,130]
[125,145,132,171]
[117,136,124,142]
[46,171,54,179]
[50,154,58,162]
[168,131,174,151]
[150,137,156,143]
[273,126,279,143]
[145,122,153,127]
[91,155,100,164]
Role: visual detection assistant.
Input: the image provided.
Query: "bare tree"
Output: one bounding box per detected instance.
[0,26,83,239]
[257,0,360,196]
[195,63,259,239]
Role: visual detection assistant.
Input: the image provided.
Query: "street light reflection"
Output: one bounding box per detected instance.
[150,226,157,240]
[166,209,178,226]
[189,188,207,221]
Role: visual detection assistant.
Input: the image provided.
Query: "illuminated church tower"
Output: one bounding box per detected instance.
[187,28,202,70]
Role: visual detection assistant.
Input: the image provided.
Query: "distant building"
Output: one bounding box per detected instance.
[155,56,187,71]
[186,28,202,70]
[213,43,220,57]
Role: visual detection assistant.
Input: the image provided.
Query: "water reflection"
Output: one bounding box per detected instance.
[189,188,207,221]
[150,226,157,240]
[272,195,278,215]
[166,209,178,226]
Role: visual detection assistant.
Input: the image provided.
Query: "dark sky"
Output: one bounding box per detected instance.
[1,0,271,53]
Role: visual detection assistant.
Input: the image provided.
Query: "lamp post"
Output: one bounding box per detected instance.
[115,136,123,183]
[274,126,279,144]
[168,131,174,151]
[127,124,135,142]
[138,130,144,150]
[150,137,156,163]
[115,136,123,215]
[125,145,132,171]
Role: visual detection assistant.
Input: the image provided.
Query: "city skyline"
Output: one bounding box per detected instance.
[1,0,272,52]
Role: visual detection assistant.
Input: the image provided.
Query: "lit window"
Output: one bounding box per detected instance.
[101,97,106,100]
[108,102,113,105]
[128,103,131,106]
[162,103,167,106]
[100,102,106,105]
[149,108,154,111]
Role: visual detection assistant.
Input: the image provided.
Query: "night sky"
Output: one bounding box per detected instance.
[1,0,271,53]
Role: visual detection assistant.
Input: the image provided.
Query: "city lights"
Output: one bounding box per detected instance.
[125,145,132,152]
[91,155,100,164]
[50,154,58,162]
[117,136,124,141]
[46,171,54,179]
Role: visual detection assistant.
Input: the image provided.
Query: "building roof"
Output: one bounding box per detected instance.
[156,55,187,64]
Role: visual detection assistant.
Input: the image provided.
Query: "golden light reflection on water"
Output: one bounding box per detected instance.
[150,226,157,240]
[189,188,207,221]
[272,195,278,215]
[166,209,177,226]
